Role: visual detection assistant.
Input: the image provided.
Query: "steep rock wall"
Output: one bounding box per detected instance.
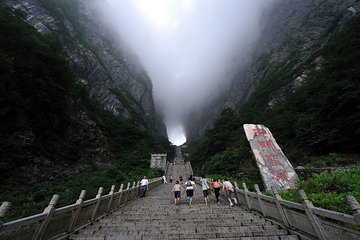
[0,0,167,182]
[185,0,359,141]
[3,0,166,135]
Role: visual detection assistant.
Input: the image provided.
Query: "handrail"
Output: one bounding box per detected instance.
[231,182,360,240]
[2,174,359,240]
[0,177,163,240]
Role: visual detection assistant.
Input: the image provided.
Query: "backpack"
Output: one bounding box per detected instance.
[186,181,193,187]
[213,182,220,188]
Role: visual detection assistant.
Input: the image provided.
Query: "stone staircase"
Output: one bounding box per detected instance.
[70,170,299,240]
[166,163,191,182]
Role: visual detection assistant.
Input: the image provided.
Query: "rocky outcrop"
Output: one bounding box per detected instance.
[185,0,360,141]
[3,0,166,135]
[227,0,359,106]
[0,0,167,182]
[9,109,111,181]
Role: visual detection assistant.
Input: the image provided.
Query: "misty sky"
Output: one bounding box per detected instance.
[91,0,274,145]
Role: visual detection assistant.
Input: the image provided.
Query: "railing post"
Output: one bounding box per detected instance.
[131,181,136,200]
[124,182,131,203]
[91,187,103,220]
[242,182,252,209]
[272,188,290,227]
[68,190,86,233]
[33,194,59,240]
[254,184,267,217]
[346,195,360,227]
[0,202,11,229]
[106,185,115,213]
[136,181,140,197]
[299,189,326,240]
[116,184,124,207]
[233,182,240,204]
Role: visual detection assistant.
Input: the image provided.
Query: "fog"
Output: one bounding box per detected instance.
[90,0,275,146]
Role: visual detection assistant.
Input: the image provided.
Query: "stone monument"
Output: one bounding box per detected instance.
[243,124,299,190]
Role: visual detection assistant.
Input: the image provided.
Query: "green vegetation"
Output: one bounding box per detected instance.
[0,7,74,174]
[37,0,85,44]
[279,166,360,214]
[0,7,171,221]
[188,14,360,191]
[0,166,163,222]
[36,0,157,129]
[303,154,359,168]
[204,166,360,213]
[185,109,262,187]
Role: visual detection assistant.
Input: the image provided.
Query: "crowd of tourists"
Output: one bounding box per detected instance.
[169,175,238,206]
[140,175,238,206]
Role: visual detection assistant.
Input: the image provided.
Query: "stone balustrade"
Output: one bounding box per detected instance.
[1,173,360,240]
[0,177,162,240]
[232,181,360,240]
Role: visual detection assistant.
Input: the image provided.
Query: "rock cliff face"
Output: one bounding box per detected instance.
[185,0,359,141]
[3,0,165,135]
[1,0,166,181]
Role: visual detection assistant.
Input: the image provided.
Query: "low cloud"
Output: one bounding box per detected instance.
[89,0,276,145]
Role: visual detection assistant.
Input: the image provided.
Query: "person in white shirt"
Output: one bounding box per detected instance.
[184,177,196,205]
[222,178,238,206]
[139,176,149,197]
[200,176,210,205]
[162,175,167,184]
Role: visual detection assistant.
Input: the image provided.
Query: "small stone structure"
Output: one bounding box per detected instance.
[150,153,167,171]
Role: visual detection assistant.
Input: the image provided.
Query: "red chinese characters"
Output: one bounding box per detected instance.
[252,128,293,183]
[274,169,293,183]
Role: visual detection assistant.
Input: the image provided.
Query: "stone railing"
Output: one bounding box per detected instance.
[232,182,360,240]
[0,177,162,240]
[187,161,194,175]
[164,161,170,175]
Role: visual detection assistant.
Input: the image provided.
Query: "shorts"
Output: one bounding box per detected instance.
[174,191,181,198]
[203,190,209,197]
[186,189,194,197]
[225,190,234,199]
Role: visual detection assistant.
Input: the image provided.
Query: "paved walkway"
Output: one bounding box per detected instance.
[70,165,299,240]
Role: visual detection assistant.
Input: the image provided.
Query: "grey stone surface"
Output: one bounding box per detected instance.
[150,154,167,171]
[2,0,166,135]
[69,164,299,240]
[0,0,167,180]
[184,0,360,141]
[243,124,298,190]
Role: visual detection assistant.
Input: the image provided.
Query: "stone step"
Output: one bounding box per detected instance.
[115,209,250,214]
[141,230,291,239]
[82,224,281,233]
[207,236,299,240]
[120,204,247,209]
[111,213,258,219]
[113,208,256,214]
[241,236,299,240]
[70,236,299,240]
[91,218,270,227]
[104,216,261,223]
[71,230,292,240]
[77,225,285,237]
[70,165,299,240]
[122,205,249,209]
[91,222,272,230]
[119,206,247,211]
